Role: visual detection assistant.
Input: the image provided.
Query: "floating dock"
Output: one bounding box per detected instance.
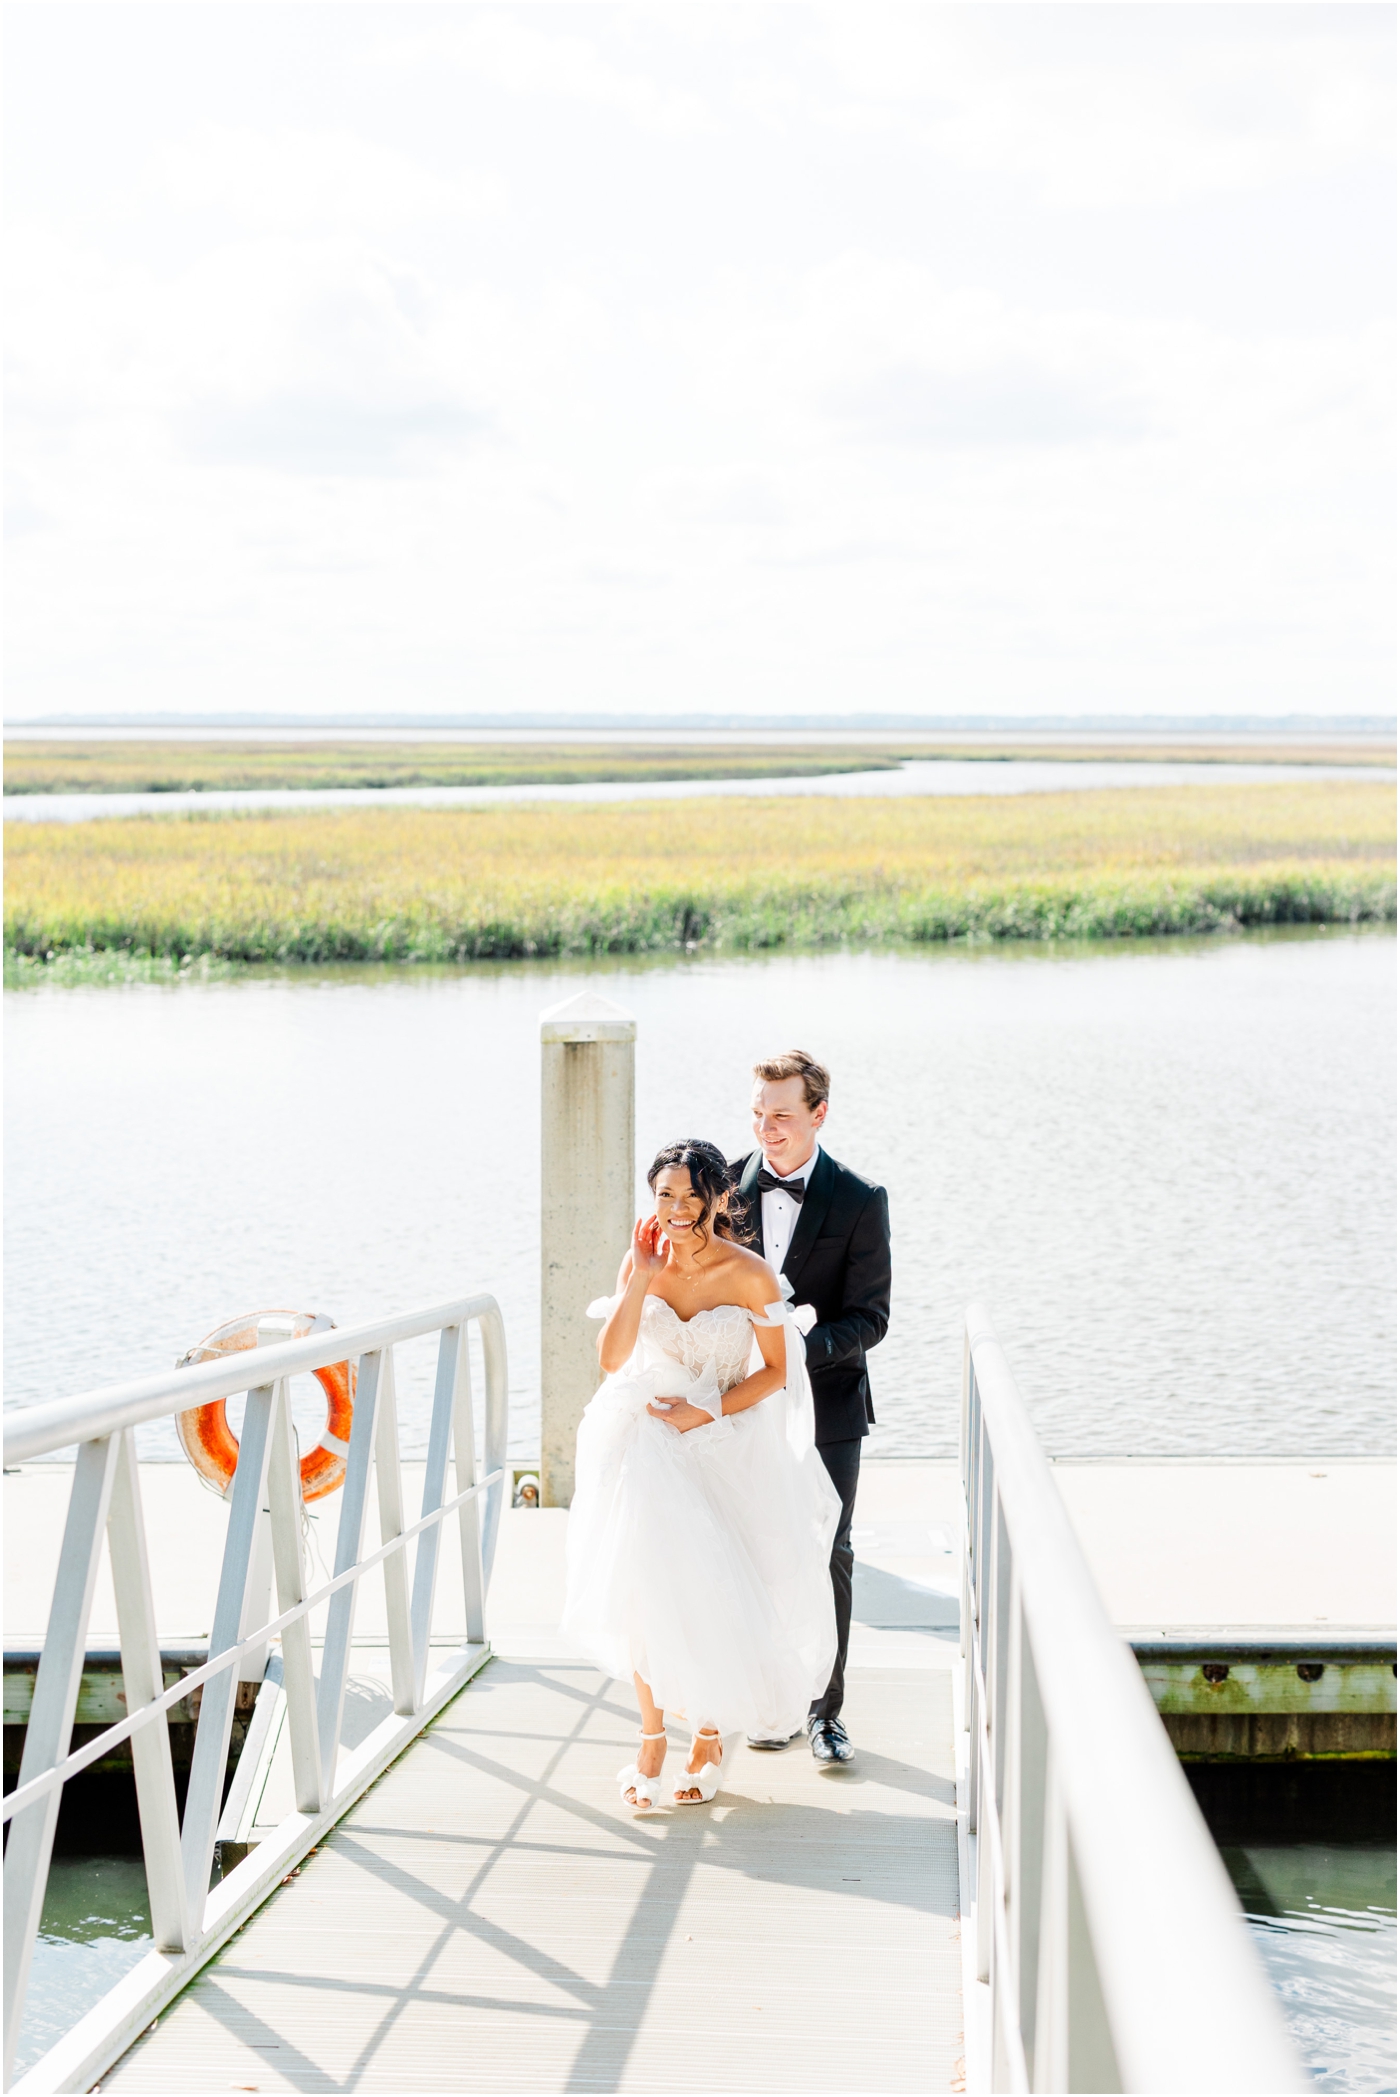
[7,1456,1394,1817]
[4,1454,1393,2091]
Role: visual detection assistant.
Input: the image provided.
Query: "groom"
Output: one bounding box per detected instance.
[727,1050,891,1766]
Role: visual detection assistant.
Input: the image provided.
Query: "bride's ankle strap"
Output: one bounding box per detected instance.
[638,1728,667,1739]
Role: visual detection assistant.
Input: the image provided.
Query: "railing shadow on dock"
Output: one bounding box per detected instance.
[130,1654,957,2095]
[960,1301,1306,2094]
[2,1295,509,2095]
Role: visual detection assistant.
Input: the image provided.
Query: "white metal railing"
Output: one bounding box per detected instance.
[959,1303,1303,2095]
[2,1295,508,2096]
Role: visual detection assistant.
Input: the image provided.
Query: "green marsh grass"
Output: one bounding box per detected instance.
[2,740,904,795]
[2,948,237,989]
[4,738,1392,795]
[5,782,1394,967]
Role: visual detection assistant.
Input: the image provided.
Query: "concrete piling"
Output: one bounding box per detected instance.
[539,992,636,1506]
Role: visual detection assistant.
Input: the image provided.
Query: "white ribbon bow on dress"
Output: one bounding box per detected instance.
[749,1276,818,1459]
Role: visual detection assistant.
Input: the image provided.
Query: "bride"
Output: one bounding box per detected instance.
[562,1139,840,1810]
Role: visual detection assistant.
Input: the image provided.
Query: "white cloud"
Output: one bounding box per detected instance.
[2,3,1393,719]
[148,125,502,235]
[809,5,1395,208]
[169,241,494,478]
[373,12,710,136]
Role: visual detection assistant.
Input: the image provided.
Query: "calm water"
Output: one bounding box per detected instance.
[1223,1844,1397,2093]
[3,927,1394,1459]
[2,757,1390,821]
[11,1858,152,2079]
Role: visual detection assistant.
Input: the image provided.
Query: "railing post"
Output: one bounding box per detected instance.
[976,1730,995,1988]
[477,1302,509,1585]
[1032,1757,1069,2093]
[1066,1836,1122,2093]
[992,1497,1013,1820]
[2,1436,120,2088]
[236,1503,274,1686]
[264,1380,323,1813]
[373,1350,416,1717]
[1015,1622,1049,2088]
[318,1347,384,1785]
[450,1330,486,1645]
[180,1383,277,1924]
[107,1430,189,1954]
[412,1324,467,1700]
[539,991,636,1508]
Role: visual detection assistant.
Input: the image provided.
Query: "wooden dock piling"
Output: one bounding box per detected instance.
[538,993,636,1510]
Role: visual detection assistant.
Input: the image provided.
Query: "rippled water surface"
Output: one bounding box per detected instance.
[4,927,1394,1459]
[1223,1843,1397,2092]
[10,1857,153,2079]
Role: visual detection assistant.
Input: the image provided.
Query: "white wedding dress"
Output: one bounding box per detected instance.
[561,1289,840,1739]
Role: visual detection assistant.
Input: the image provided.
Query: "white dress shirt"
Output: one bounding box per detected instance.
[758,1142,821,1274]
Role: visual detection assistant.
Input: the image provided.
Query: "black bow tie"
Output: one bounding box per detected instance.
[756,1167,805,1202]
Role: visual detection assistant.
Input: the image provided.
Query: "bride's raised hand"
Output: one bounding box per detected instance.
[631,1213,670,1278]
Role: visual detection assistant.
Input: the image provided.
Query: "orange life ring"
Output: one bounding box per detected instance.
[175,1310,355,1503]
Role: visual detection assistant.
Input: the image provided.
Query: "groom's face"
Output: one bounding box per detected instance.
[752,1077,827,1175]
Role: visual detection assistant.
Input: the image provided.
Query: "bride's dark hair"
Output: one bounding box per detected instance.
[647,1140,745,1250]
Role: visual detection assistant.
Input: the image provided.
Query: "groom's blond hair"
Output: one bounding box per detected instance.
[752,1050,829,1111]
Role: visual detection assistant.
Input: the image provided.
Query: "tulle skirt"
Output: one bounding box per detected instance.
[561,1364,840,1738]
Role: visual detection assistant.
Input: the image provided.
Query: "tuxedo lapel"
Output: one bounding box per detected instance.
[781,1148,835,1284]
[737,1149,763,1200]
[732,1149,763,1245]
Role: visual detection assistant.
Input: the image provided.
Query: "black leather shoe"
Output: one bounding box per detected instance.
[808,1717,855,1765]
[746,1731,802,1751]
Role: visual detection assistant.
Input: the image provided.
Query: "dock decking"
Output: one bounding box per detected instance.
[8,1453,1393,2092]
[100,1659,963,2094]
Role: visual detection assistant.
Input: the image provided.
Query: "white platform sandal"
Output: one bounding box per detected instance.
[674,1728,723,1804]
[618,1729,668,1812]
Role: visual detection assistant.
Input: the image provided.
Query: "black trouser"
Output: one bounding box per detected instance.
[810,1436,862,1725]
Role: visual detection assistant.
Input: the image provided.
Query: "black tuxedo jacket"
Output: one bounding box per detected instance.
[727,1148,891,1447]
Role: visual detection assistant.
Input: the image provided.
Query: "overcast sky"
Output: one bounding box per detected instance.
[5,3,1395,722]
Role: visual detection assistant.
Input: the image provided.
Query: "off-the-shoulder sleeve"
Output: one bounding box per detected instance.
[748,1294,816,1457]
[586,1296,618,1319]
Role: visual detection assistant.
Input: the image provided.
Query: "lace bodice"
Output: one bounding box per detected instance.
[585,1284,814,1454]
[640,1297,757,1394]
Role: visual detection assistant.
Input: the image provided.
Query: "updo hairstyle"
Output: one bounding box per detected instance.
[647,1140,743,1250]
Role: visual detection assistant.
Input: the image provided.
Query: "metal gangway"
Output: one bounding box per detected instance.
[4,1298,508,2094]
[958,1306,1300,2093]
[3,1298,1301,2093]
